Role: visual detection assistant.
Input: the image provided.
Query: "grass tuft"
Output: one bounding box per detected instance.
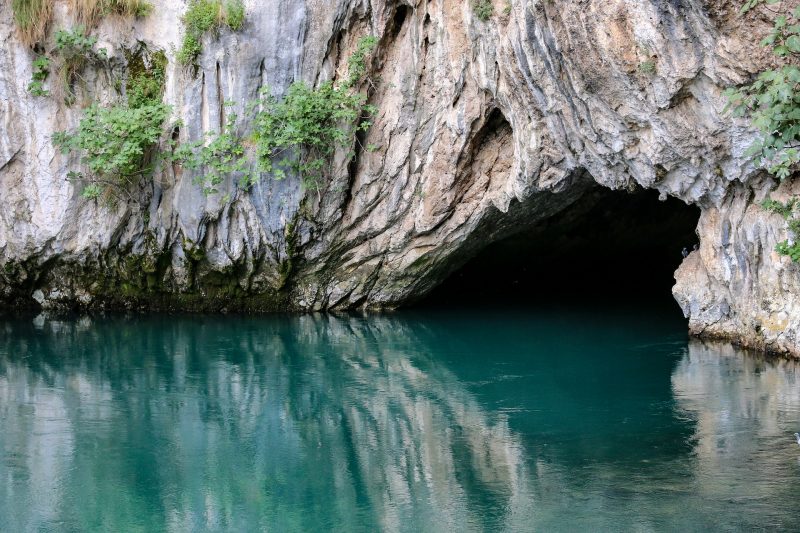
[11,0,53,48]
[70,0,152,30]
[177,0,246,66]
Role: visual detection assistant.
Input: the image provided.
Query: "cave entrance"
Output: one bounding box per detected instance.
[420,188,700,312]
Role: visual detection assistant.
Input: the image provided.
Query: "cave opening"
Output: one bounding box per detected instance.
[419,188,701,313]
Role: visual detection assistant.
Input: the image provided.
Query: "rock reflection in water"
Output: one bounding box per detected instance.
[671,339,800,529]
[0,314,534,532]
[2,313,800,532]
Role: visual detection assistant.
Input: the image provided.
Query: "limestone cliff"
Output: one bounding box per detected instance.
[0,0,798,356]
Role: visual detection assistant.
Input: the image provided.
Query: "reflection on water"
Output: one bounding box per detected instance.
[671,340,800,529]
[0,311,798,531]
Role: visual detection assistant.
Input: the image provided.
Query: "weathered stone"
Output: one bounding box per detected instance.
[0,0,798,356]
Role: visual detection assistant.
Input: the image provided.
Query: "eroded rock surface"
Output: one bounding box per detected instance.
[0,0,798,356]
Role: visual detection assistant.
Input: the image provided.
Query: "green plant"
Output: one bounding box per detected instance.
[473,0,493,21]
[178,0,246,66]
[726,2,800,261]
[81,183,103,199]
[740,0,775,12]
[346,35,378,87]
[54,47,169,200]
[763,198,800,261]
[126,49,167,108]
[13,0,150,49]
[171,106,251,194]
[53,26,108,103]
[251,36,377,191]
[27,55,50,97]
[53,102,170,192]
[725,5,800,179]
[176,36,202,65]
[11,0,52,48]
[638,60,656,75]
[225,0,245,31]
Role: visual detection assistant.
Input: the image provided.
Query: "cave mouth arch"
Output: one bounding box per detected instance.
[418,188,701,313]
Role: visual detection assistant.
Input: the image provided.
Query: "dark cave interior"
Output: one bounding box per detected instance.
[419,188,701,310]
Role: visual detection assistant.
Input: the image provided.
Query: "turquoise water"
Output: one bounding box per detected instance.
[1,307,799,532]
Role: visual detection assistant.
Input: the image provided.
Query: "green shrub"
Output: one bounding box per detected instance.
[473,0,493,21]
[251,36,377,191]
[725,5,800,180]
[171,106,250,194]
[346,35,378,87]
[763,198,800,261]
[176,35,202,66]
[126,49,167,108]
[13,0,150,49]
[727,2,800,261]
[53,102,170,185]
[27,56,50,97]
[80,183,103,199]
[53,26,108,103]
[225,0,245,31]
[54,47,169,200]
[178,0,245,66]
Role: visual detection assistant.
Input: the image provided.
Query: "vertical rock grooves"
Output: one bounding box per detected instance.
[0,1,797,356]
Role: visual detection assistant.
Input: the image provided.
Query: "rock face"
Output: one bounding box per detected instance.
[0,0,798,356]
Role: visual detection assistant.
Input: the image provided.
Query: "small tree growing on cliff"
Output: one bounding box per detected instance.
[726,1,800,261]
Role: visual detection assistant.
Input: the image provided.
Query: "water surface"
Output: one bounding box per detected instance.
[1,307,799,531]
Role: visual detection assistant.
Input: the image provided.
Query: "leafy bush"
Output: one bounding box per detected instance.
[171,107,250,194]
[126,49,167,108]
[27,56,50,97]
[225,0,245,31]
[53,26,108,103]
[53,103,170,185]
[727,1,800,261]
[763,198,800,261]
[252,36,377,191]
[11,0,52,48]
[80,183,103,200]
[176,36,202,66]
[54,47,169,200]
[13,0,150,49]
[473,0,493,21]
[346,35,378,87]
[178,0,246,66]
[725,5,800,179]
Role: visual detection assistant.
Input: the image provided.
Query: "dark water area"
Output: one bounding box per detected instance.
[1,306,799,532]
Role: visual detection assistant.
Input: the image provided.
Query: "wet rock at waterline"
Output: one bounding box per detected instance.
[0,1,797,356]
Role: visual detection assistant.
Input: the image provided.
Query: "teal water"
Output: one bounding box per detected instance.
[1,307,799,532]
